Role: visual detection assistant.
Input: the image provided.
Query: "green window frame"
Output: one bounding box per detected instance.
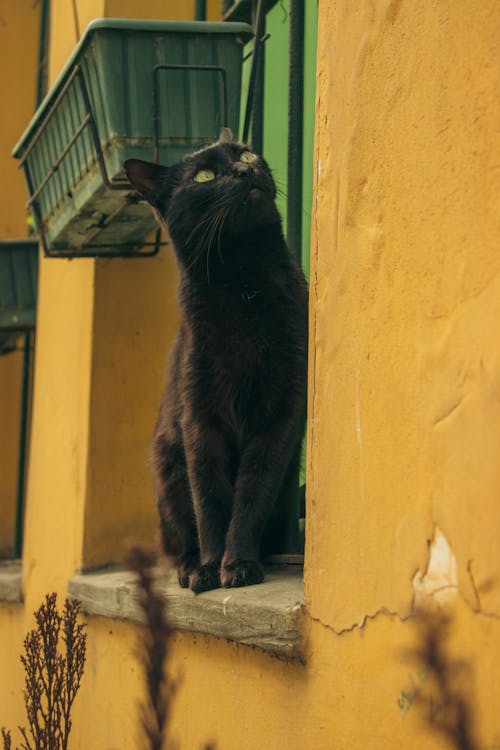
[0,240,38,559]
[225,0,318,559]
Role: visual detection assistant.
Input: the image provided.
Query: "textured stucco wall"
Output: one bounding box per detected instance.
[305,0,500,745]
[307,0,500,625]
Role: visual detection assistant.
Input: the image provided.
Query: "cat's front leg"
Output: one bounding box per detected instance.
[221,423,299,588]
[182,417,234,593]
[153,433,200,587]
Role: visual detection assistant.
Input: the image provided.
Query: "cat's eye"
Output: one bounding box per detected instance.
[240,151,257,164]
[194,169,215,183]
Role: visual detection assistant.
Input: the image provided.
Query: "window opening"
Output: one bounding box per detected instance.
[227,0,318,560]
[0,241,38,559]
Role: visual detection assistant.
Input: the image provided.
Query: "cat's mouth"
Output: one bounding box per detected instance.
[242,186,266,206]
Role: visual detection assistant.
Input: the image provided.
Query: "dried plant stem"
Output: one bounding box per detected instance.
[1,593,87,750]
[127,547,217,750]
[127,547,174,750]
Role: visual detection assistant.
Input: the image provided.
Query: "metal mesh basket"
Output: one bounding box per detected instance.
[13,19,253,258]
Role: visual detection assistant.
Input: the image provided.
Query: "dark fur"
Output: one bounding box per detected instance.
[125,130,308,593]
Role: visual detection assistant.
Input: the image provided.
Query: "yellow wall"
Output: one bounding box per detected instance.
[0,348,22,556]
[0,2,39,557]
[2,0,500,748]
[0,3,39,238]
[307,0,500,629]
[304,1,500,746]
[0,0,39,726]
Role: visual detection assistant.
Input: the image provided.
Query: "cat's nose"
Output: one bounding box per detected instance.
[232,162,253,179]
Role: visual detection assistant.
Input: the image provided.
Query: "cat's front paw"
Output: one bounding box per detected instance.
[177,552,200,588]
[221,560,264,588]
[189,563,221,594]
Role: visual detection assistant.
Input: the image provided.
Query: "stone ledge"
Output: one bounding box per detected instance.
[68,564,304,658]
[0,559,23,603]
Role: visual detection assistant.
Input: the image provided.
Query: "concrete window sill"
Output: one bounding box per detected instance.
[68,563,304,658]
[0,560,23,603]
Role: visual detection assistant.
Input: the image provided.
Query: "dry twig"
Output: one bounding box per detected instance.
[1,593,86,750]
[127,547,216,750]
[127,547,174,750]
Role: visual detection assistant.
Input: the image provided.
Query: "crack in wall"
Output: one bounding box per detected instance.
[305,589,500,639]
[305,526,500,636]
[307,606,413,637]
[466,559,482,612]
[466,560,500,621]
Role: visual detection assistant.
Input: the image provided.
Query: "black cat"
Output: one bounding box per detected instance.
[124,129,308,593]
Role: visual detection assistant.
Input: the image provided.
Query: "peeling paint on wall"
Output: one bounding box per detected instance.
[413,527,458,608]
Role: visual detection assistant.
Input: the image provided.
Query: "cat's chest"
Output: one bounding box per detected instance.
[182,293,281,400]
[188,289,275,351]
[177,283,305,434]
[196,304,271,372]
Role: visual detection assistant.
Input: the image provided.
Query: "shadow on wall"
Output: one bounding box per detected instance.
[401,611,481,750]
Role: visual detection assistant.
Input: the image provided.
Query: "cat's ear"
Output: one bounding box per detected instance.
[218,127,235,144]
[124,159,170,207]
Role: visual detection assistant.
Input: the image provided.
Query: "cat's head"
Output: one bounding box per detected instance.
[124,129,280,261]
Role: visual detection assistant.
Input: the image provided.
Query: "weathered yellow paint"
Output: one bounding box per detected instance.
[0,2,39,560]
[0,2,39,238]
[1,1,499,749]
[305,0,499,746]
[0,348,22,557]
[0,605,26,731]
[306,0,500,625]
[83,253,179,566]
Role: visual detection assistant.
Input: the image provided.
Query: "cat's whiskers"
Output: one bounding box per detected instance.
[183,196,230,271]
[212,203,232,272]
[184,198,232,278]
[272,178,288,202]
[204,203,231,283]
[185,194,230,245]
[216,210,227,265]
[275,187,288,201]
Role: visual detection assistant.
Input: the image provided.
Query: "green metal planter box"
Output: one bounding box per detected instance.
[13,19,253,258]
[0,240,38,354]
